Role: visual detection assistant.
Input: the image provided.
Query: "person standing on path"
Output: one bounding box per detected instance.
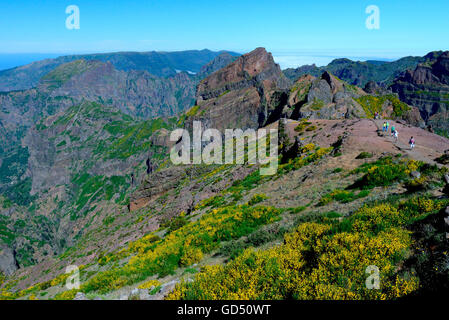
[391,125,396,137]
[394,130,398,142]
[382,122,387,133]
[386,121,390,133]
[409,136,415,150]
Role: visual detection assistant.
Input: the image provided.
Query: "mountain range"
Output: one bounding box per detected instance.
[0,49,240,92]
[1,47,449,300]
[283,54,430,87]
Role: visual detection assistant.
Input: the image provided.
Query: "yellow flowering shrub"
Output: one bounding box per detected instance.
[168,202,425,300]
[180,242,204,266]
[278,145,332,174]
[301,143,316,153]
[351,204,402,233]
[404,159,421,174]
[81,205,280,294]
[0,289,16,300]
[138,279,161,290]
[53,289,79,300]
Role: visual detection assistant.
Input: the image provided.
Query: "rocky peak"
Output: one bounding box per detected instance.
[364,81,383,95]
[396,51,449,86]
[321,71,344,95]
[197,47,289,102]
[184,48,291,131]
[297,71,366,119]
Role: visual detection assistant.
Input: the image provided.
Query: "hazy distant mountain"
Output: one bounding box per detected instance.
[0,49,240,92]
[283,55,428,87]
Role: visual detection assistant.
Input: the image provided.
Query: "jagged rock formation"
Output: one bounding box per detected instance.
[294,71,366,119]
[391,51,449,136]
[364,81,385,95]
[184,47,291,132]
[281,71,422,125]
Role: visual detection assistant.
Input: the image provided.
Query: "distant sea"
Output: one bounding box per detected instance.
[0,53,61,71]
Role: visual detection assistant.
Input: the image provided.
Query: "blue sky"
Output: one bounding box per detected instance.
[0,0,448,69]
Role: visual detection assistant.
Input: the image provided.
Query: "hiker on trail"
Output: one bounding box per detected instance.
[409,136,415,150]
[386,121,390,132]
[374,112,379,119]
[391,125,396,136]
[382,122,387,132]
[393,130,398,142]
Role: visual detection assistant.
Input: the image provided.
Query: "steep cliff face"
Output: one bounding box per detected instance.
[184,48,291,132]
[391,51,449,136]
[0,101,178,270]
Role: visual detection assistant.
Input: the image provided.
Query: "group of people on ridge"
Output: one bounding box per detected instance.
[382,121,415,150]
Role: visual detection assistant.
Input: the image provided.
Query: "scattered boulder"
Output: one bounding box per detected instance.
[411,171,421,179]
[0,245,19,276]
[148,280,179,300]
[128,288,141,300]
[73,292,88,300]
[435,151,449,165]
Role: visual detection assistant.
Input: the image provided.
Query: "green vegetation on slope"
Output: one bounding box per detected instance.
[356,94,411,118]
[167,156,448,300]
[40,60,94,90]
[169,196,447,300]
